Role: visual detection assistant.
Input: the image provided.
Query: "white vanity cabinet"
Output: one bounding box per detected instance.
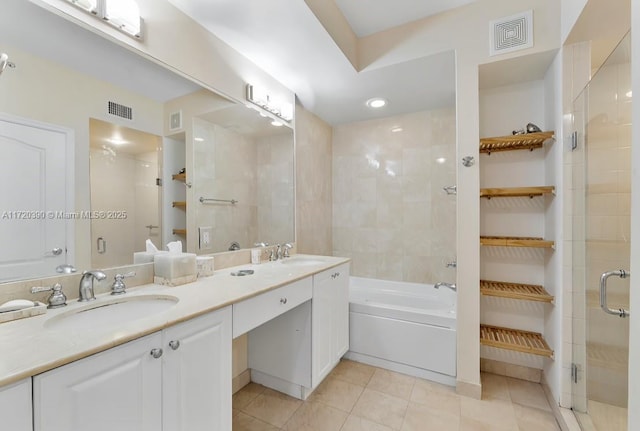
[0,378,32,431]
[312,263,350,386]
[162,307,232,431]
[33,306,232,431]
[249,263,350,398]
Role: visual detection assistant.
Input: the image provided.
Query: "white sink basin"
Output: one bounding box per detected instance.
[280,257,326,267]
[45,295,179,330]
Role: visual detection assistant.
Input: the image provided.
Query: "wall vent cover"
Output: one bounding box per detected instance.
[169,111,183,131]
[489,10,533,56]
[108,101,133,120]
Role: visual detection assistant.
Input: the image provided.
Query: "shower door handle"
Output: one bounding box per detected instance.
[599,269,630,318]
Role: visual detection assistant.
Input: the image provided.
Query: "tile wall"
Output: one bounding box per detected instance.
[332,108,456,284]
[295,105,333,256]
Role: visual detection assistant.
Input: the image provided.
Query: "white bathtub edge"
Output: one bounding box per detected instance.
[344,351,457,387]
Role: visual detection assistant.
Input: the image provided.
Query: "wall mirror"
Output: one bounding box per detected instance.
[0,0,295,283]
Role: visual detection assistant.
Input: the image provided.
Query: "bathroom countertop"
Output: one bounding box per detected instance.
[0,254,350,387]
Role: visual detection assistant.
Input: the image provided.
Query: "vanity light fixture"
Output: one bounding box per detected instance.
[436,157,447,164]
[107,137,128,145]
[105,0,142,37]
[65,0,143,39]
[194,137,205,142]
[391,127,403,133]
[626,90,633,98]
[246,84,293,123]
[366,98,387,109]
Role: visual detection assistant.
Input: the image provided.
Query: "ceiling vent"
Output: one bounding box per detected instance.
[108,101,133,121]
[489,10,533,57]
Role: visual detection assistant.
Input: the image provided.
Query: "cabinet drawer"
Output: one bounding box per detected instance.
[233,277,312,338]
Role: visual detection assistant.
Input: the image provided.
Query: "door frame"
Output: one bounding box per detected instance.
[0,112,76,269]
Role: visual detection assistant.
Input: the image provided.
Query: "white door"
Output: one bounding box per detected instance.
[0,378,32,431]
[0,114,72,281]
[333,264,350,359]
[312,268,337,387]
[162,307,232,431]
[33,333,162,431]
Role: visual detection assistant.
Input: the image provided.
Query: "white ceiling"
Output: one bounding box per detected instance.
[4,0,459,126]
[335,0,477,37]
[167,0,456,125]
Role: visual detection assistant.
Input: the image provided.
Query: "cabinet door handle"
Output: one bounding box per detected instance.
[169,340,181,350]
[150,348,163,359]
[280,297,288,305]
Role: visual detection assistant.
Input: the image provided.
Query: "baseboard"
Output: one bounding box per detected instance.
[344,351,456,387]
[232,369,251,394]
[541,374,582,431]
[480,358,541,383]
[251,370,311,400]
[456,380,482,399]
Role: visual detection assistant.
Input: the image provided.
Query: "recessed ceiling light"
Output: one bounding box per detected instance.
[391,127,403,133]
[271,120,283,127]
[366,98,387,109]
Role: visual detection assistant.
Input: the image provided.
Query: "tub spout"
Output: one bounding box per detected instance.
[434,282,457,292]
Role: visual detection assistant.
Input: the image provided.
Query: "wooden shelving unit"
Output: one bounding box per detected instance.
[480,236,555,248]
[479,130,556,364]
[480,280,554,303]
[172,173,186,181]
[172,201,186,208]
[172,229,187,236]
[479,131,555,154]
[480,186,555,199]
[480,324,553,358]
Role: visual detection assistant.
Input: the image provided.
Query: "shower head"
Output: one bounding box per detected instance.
[0,53,16,76]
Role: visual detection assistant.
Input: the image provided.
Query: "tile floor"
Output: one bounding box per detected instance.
[232,360,561,431]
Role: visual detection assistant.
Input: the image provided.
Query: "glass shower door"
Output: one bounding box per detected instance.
[571,33,631,431]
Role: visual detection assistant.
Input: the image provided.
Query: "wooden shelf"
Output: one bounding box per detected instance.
[172,201,186,208]
[172,173,186,181]
[480,236,555,248]
[480,324,553,358]
[172,229,187,235]
[479,131,555,154]
[480,280,554,303]
[480,186,555,199]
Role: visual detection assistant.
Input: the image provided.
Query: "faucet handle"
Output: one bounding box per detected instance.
[31,283,67,309]
[112,272,136,295]
[282,243,293,258]
[254,242,269,247]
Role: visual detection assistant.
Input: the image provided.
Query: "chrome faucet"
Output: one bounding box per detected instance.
[269,244,281,261]
[78,270,107,302]
[281,243,293,258]
[434,282,457,292]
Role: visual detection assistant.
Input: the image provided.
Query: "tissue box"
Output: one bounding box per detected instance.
[154,253,197,286]
[134,251,168,264]
[196,256,214,277]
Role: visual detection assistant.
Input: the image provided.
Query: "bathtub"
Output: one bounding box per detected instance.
[345,277,457,386]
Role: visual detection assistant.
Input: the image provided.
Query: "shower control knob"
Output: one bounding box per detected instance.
[462,156,475,167]
[280,298,288,305]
